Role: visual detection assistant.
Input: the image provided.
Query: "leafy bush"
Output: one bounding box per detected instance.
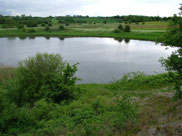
[65,23,69,26]
[0,104,36,135]
[41,23,45,27]
[124,25,131,32]
[48,23,52,26]
[22,28,26,32]
[118,24,123,31]
[113,29,120,33]
[26,22,38,27]
[16,24,24,29]
[109,72,174,90]
[158,7,182,100]
[103,20,107,24]
[28,29,35,33]
[59,25,64,30]
[11,53,78,106]
[2,24,15,28]
[0,88,8,114]
[44,25,50,31]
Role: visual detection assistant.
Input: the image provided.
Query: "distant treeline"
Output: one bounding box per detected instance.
[112,15,171,22]
[0,14,172,28]
[0,15,52,28]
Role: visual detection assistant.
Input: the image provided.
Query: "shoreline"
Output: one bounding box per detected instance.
[0,30,164,41]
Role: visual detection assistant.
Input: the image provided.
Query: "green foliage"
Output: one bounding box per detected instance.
[28,29,35,33]
[16,24,24,29]
[109,72,174,91]
[2,24,14,28]
[11,53,78,106]
[110,94,137,130]
[41,23,45,27]
[103,20,107,24]
[26,21,38,27]
[118,24,123,31]
[124,25,131,32]
[0,64,176,135]
[65,23,69,26]
[0,104,36,135]
[113,29,120,33]
[59,25,65,30]
[0,88,8,114]
[48,22,52,27]
[22,28,26,32]
[158,6,182,100]
[44,25,50,31]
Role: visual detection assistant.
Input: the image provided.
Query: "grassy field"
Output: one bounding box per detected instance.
[0,21,168,41]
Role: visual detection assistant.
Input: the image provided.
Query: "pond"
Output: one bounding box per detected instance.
[0,37,176,83]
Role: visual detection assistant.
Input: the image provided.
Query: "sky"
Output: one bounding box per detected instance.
[0,0,181,17]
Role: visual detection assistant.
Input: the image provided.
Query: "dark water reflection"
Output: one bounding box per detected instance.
[0,37,176,83]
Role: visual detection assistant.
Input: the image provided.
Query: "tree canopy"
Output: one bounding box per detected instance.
[159,4,182,99]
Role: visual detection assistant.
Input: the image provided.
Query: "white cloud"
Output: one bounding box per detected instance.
[0,0,180,16]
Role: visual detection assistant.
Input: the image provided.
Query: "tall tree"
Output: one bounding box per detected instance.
[159,4,182,99]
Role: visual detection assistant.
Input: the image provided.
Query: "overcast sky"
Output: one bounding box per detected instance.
[0,0,181,17]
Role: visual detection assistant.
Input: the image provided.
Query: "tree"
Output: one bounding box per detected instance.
[59,25,65,30]
[118,24,123,31]
[159,4,182,99]
[11,53,79,106]
[44,25,50,31]
[124,25,131,32]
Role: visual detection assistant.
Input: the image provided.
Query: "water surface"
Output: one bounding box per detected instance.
[0,37,176,83]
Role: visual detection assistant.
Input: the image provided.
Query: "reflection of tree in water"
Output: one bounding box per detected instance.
[29,36,35,40]
[114,38,130,44]
[59,37,65,41]
[7,37,16,40]
[19,36,27,40]
[124,39,130,43]
[45,36,50,40]
[114,38,123,43]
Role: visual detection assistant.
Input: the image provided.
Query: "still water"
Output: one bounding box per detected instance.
[0,37,176,83]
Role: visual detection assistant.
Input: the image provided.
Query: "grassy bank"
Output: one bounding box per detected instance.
[0,21,167,41]
[0,29,163,41]
[1,65,181,136]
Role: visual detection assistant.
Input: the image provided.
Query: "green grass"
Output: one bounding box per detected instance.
[0,21,168,41]
[0,29,163,41]
[0,65,179,136]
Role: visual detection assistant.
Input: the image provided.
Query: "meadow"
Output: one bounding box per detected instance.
[0,16,168,41]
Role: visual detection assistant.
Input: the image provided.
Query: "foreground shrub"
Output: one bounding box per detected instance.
[11,53,78,106]
[0,104,36,134]
[0,88,8,114]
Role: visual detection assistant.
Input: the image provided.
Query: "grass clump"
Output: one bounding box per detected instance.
[109,72,174,91]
